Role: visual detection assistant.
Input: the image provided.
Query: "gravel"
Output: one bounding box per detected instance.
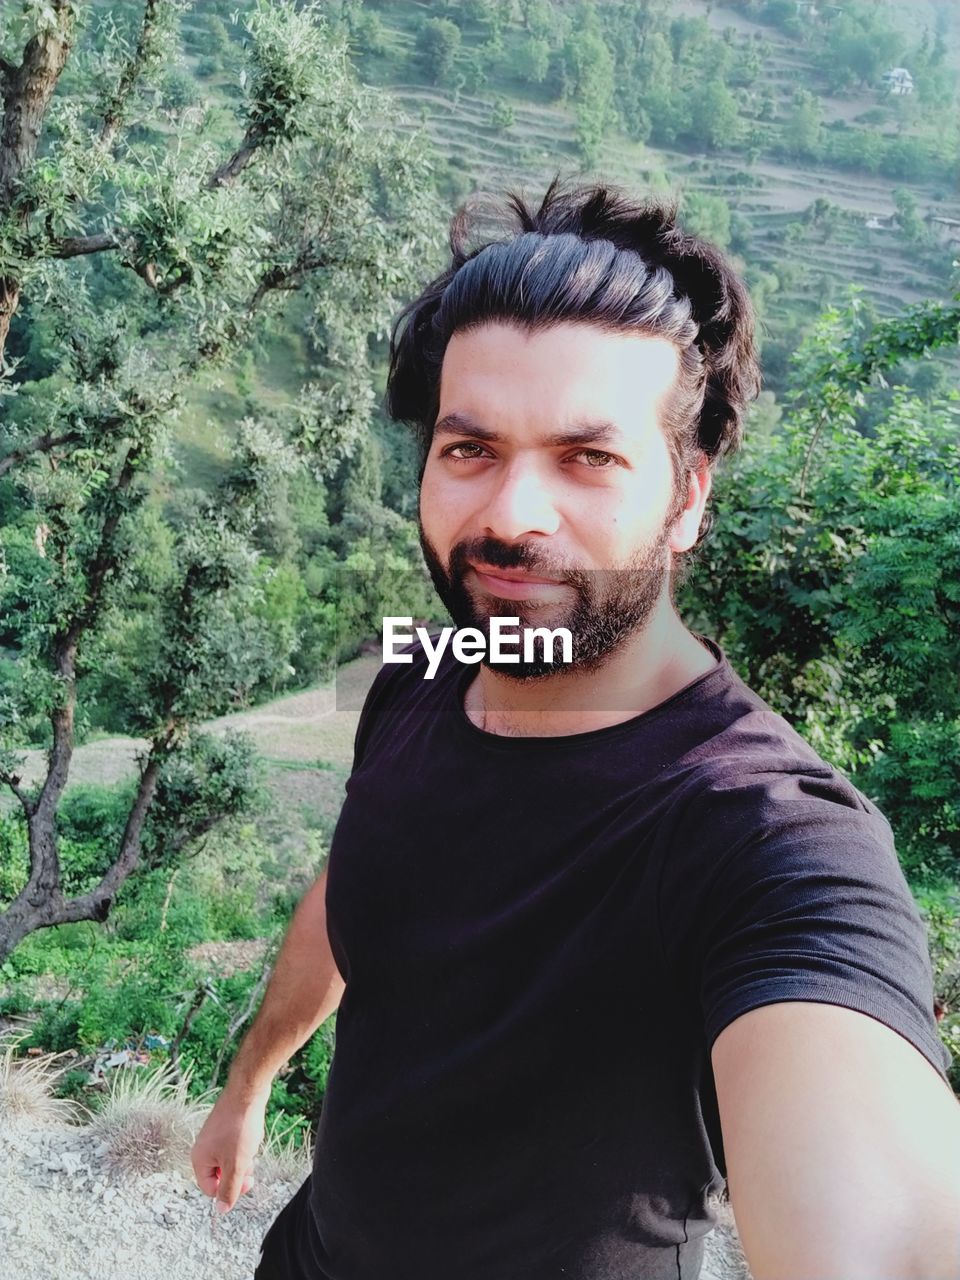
[0,1113,751,1279]
[0,1114,293,1280]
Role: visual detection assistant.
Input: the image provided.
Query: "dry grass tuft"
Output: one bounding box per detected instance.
[256,1111,314,1186]
[0,1034,89,1124]
[88,1059,212,1179]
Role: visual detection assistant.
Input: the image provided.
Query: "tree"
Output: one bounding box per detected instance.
[688,78,741,151]
[558,6,616,168]
[490,96,515,131]
[0,0,444,961]
[802,196,842,241]
[680,191,732,249]
[521,33,551,84]
[892,187,927,244]
[414,16,461,87]
[783,88,823,160]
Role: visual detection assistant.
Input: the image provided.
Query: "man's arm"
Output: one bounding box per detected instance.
[190,867,345,1210]
[712,1000,960,1280]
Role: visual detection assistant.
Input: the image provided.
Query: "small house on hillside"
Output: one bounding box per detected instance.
[882,67,914,96]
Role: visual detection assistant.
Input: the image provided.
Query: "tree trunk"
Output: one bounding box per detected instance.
[0,749,163,965]
[0,276,20,369]
[0,2,77,365]
[0,878,70,966]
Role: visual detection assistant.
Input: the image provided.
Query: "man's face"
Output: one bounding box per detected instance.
[418,320,710,678]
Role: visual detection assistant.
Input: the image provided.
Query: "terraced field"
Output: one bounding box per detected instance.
[360,0,960,343]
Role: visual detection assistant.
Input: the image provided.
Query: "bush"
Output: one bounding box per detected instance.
[88,1060,210,1178]
[490,96,515,131]
[915,883,960,1090]
[414,17,461,86]
[0,1037,88,1123]
[679,298,960,880]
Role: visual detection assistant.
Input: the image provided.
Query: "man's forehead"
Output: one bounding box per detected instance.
[436,323,680,448]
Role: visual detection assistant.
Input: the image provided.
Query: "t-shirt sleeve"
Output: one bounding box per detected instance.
[668,768,952,1084]
[349,638,425,771]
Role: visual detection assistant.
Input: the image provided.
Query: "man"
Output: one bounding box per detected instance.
[191,177,960,1279]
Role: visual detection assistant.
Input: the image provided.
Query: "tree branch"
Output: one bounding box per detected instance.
[206,121,271,190]
[246,254,331,314]
[98,0,164,150]
[0,429,82,478]
[209,957,274,1090]
[49,232,162,289]
[0,771,35,818]
[28,443,144,857]
[168,981,209,1083]
[54,232,121,258]
[0,2,77,208]
[54,742,166,924]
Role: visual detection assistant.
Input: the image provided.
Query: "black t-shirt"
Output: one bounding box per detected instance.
[276,635,950,1280]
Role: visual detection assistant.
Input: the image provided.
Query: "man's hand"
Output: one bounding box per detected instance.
[191,1084,269,1214]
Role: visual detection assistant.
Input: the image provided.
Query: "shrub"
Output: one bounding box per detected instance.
[88,1059,212,1178]
[0,1035,88,1124]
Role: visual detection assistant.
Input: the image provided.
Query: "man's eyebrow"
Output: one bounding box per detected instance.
[432,411,623,448]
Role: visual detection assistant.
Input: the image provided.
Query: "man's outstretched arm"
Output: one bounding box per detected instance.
[712,1000,960,1280]
[190,867,345,1212]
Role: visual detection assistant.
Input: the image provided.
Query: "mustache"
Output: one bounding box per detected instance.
[449,537,574,581]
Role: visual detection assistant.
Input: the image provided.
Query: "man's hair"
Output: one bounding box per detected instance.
[384,173,761,563]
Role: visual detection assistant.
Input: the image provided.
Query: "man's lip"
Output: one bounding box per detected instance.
[468,563,563,585]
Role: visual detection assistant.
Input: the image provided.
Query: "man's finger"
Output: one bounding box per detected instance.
[216,1165,243,1213]
[193,1162,222,1198]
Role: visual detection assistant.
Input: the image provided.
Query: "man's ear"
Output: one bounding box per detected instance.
[667,457,712,555]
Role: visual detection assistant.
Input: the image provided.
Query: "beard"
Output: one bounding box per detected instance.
[417,519,673,681]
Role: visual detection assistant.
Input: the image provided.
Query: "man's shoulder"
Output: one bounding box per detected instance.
[350,629,455,766]
[669,664,888,838]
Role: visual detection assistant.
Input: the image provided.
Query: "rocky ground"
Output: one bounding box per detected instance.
[0,1111,297,1280]
[0,1107,752,1280]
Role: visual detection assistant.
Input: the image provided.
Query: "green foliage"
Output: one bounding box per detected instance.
[0,812,28,904]
[689,79,741,151]
[915,882,960,1089]
[521,33,550,84]
[141,731,264,870]
[680,292,960,882]
[892,188,927,245]
[490,96,515,131]
[415,17,462,86]
[782,89,823,160]
[680,192,732,250]
[552,3,617,168]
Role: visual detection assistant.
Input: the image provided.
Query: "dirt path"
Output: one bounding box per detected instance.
[12,652,384,792]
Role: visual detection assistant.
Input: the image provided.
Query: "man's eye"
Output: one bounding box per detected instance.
[443,442,488,461]
[574,448,617,468]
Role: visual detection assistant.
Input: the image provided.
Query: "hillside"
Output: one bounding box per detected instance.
[352,0,960,380]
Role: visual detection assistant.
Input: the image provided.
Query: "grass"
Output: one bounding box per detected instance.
[0,1034,90,1125]
[257,1111,314,1186]
[88,1059,212,1179]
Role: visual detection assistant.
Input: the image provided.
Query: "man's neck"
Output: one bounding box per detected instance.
[461,603,719,738]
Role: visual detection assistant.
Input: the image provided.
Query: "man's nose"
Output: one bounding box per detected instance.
[481,459,561,542]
